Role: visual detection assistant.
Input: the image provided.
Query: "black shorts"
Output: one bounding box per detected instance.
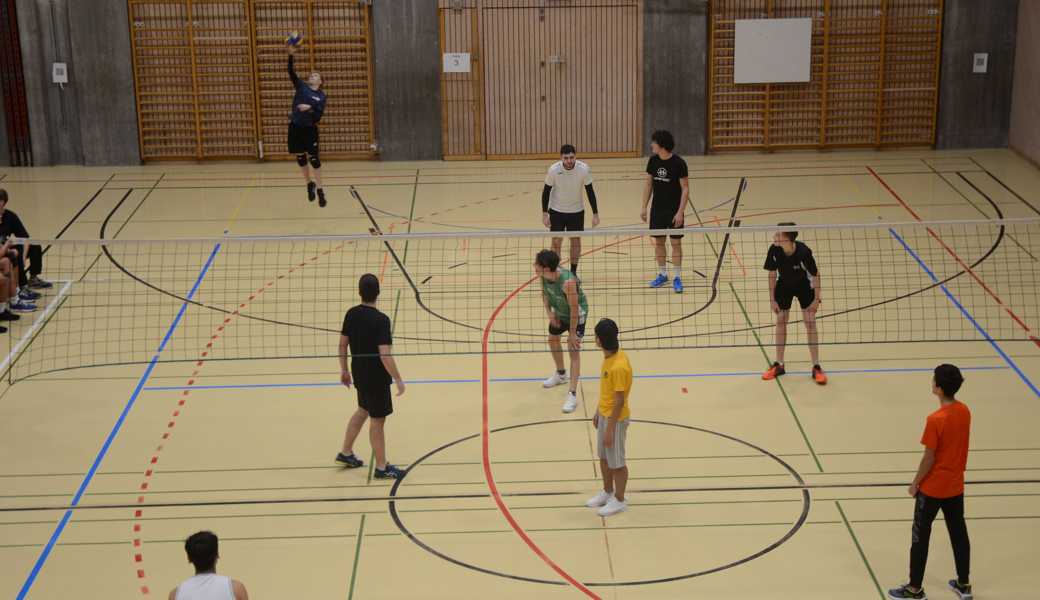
[650,205,684,239]
[548,319,587,337]
[357,385,393,419]
[549,209,585,233]
[287,122,320,156]
[775,282,817,311]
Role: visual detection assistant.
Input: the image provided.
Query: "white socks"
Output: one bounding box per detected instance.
[659,266,666,277]
[673,267,681,279]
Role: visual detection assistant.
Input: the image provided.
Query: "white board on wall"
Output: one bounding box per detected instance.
[734,18,812,84]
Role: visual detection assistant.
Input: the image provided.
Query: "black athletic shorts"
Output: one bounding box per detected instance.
[287,122,320,156]
[775,282,817,311]
[548,318,587,338]
[549,209,585,233]
[650,205,684,239]
[357,385,393,419]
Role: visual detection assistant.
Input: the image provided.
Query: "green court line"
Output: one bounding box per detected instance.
[365,520,845,539]
[366,450,376,484]
[729,281,824,472]
[836,500,885,599]
[347,514,366,600]
[0,174,6,181]
[391,169,420,333]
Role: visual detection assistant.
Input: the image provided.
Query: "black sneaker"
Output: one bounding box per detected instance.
[887,584,926,599]
[948,580,972,600]
[373,464,404,480]
[0,324,6,334]
[334,452,364,468]
[28,276,53,290]
[308,181,316,201]
[317,188,326,208]
[0,309,20,321]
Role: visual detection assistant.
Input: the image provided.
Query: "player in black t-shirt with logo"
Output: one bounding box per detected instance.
[640,130,689,293]
[287,45,328,207]
[336,274,407,479]
[762,223,826,384]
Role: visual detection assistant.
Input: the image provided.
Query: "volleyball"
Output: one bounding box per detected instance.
[285,31,303,48]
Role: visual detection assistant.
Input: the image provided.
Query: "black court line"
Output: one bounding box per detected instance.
[2,478,1037,514]
[421,276,433,284]
[447,262,466,270]
[620,180,744,335]
[491,254,515,259]
[389,417,808,587]
[41,186,115,255]
[978,171,1040,216]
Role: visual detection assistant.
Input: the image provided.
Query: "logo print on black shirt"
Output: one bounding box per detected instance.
[657,168,667,178]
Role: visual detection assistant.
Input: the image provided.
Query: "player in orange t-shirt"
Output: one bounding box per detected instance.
[888,365,973,600]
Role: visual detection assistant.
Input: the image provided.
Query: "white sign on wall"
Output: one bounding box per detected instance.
[973,53,988,73]
[733,18,812,84]
[52,63,68,83]
[443,53,471,73]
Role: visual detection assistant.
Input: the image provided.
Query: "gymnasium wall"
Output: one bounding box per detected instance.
[373,0,442,161]
[643,0,708,157]
[935,0,1019,149]
[0,79,10,167]
[12,0,139,166]
[1009,0,1040,167]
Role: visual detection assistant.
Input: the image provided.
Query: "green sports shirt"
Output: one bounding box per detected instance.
[541,268,588,324]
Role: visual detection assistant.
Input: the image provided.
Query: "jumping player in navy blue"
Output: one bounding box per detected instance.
[287,45,328,207]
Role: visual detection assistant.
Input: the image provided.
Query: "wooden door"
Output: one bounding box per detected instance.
[439,0,484,159]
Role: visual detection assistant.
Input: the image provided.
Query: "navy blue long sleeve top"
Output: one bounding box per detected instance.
[288,55,327,127]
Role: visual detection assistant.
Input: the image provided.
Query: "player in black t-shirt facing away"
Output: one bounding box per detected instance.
[762,223,827,384]
[640,130,689,293]
[336,274,407,479]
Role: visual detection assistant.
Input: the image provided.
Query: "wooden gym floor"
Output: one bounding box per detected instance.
[1,148,1039,599]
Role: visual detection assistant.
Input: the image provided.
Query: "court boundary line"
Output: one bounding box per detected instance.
[0,280,73,375]
[14,244,221,600]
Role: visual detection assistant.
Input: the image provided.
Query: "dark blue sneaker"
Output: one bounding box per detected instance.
[650,274,668,288]
[673,277,683,293]
[334,453,364,468]
[19,288,41,301]
[887,584,926,599]
[374,464,404,480]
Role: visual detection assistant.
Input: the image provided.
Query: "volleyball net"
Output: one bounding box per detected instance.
[3,217,1039,381]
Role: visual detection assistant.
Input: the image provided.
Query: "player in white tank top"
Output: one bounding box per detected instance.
[174,573,237,600]
[170,531,249,600]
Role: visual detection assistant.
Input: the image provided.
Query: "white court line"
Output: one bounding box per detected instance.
[0,280,74,373]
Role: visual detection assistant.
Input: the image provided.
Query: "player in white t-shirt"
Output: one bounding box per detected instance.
[541,144,601,277]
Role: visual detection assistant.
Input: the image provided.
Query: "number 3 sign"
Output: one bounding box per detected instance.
[442,53,471,73]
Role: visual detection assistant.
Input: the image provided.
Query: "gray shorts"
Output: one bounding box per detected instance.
[596,416,629,469]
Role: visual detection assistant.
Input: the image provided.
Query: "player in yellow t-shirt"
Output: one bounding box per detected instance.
[585,318,633,517]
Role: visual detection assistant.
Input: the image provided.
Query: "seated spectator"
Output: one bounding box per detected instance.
[0,189,53,296]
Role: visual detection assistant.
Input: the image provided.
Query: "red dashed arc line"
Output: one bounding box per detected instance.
[866,167,1035,337]
[131,244,348,594]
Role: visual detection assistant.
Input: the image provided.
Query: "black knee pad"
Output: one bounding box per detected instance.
[296,154,308,167]
[309,155,321,169]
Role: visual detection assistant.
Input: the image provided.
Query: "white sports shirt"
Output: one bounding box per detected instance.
[174,574,236,600]
[545,160,593,214]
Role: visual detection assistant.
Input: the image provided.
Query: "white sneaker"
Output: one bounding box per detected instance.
[597,496,628,517]
[542,371,567,388]
[562,391,578,413]
[585,489,615,507]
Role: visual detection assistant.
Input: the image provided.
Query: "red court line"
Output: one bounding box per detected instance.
[867,166,1034,335]
[482,277,602,600]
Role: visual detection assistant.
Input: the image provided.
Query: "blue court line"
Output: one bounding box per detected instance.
[16,244,221,600]
[140,366,1009,391]
[890,230,1040,399]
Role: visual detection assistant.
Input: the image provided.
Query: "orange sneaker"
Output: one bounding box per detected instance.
[762,362,785,380]
[812,365,827,384]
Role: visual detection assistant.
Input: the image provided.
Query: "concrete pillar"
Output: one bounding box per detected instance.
[372,0,442,161]
[642,0,708,157]
[936,0,1019,149]
[68,0,140,165]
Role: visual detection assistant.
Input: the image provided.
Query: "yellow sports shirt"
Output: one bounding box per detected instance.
[598,349,632,420]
